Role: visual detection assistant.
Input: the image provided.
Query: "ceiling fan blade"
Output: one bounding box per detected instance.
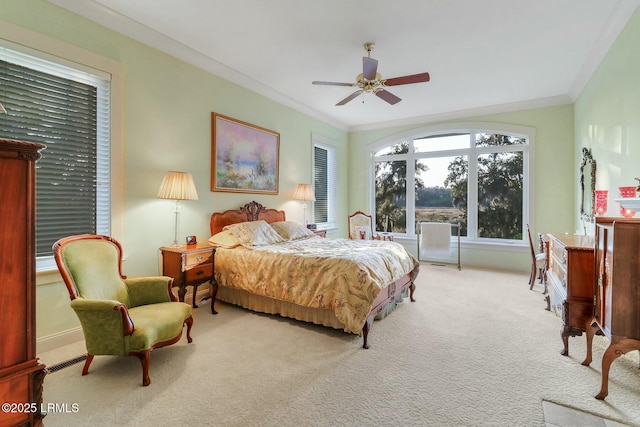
[383,72,430,86]
[312,81,355,87]
[336,91,362,106]
[363,57,378,80]
[375,89,402,105]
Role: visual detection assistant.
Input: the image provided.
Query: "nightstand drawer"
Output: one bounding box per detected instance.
[184,251,213,270]
[185,264,213,282]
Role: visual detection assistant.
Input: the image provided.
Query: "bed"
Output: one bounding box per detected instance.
[208,201,419,348]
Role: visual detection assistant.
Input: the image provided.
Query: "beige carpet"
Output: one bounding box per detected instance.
[39,265,640,426]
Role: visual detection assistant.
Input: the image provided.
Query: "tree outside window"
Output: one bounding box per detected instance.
[372,129,529,242]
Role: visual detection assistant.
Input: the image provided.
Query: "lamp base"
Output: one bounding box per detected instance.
[302,203,308,225]
[171,202,181,246]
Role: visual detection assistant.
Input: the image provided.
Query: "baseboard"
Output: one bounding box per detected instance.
[37,327,84,354]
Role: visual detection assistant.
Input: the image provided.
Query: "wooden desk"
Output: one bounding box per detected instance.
[544,233,595,356]
[582,217,640,400]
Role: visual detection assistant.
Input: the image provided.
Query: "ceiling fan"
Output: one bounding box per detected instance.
[312,42,430,106]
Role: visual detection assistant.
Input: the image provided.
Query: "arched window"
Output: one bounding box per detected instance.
[370,123,534,243]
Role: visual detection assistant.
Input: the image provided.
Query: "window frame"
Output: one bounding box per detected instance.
[0,22,124,274]
[368,122,535,246]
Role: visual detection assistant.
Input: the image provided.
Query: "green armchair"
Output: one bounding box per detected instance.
[53,234,193,386]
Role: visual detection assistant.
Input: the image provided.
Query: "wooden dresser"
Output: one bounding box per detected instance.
[582,217,640,400]
[0,138,47,426]
[545,233,595,356]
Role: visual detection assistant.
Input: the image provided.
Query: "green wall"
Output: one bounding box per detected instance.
[575,7,640,222]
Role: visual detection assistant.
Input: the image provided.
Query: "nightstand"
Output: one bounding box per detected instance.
[312,229,326,238]
[160,243,216,309]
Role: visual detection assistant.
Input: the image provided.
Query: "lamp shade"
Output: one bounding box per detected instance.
[293,183,315,201]
[157,171,199,201]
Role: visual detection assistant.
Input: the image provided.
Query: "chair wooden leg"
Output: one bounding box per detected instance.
[185,316,193,343]
[135,350,152,386]
[529,263,536,289]
[82,354,94,376]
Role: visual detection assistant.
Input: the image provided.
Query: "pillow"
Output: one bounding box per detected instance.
[223,220,285,247]
[270,221,316,241]
[207,230,241,248]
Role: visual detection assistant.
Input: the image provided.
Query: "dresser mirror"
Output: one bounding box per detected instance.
[580,147,596,222]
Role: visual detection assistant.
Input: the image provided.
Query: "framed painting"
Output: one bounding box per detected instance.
[211,113,280,194]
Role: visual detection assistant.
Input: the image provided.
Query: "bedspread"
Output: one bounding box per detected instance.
[213,237,419,333]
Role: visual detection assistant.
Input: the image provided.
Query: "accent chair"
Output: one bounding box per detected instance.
[53,234,193,386]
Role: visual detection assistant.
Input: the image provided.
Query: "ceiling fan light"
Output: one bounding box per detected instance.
[315,42,430,106]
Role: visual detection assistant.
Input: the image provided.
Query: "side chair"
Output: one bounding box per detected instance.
[527,224,546,290]
[348,211,374,239]
[53,234,194,386]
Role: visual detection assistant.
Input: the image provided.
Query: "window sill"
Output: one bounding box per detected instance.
[393,234,528,251]
[314,222,338,232]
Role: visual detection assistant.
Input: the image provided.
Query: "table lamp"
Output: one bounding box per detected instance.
[293,183,315,225]
[158,171,199,246]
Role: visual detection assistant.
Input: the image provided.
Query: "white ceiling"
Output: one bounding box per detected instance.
[49,0,640,131]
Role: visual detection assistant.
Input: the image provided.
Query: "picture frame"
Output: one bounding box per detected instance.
[211,113,280,194]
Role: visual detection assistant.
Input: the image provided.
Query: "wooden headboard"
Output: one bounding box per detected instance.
[209,201,286,235]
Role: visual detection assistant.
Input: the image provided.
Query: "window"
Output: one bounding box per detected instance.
[312,134,337,229]
[0,45,111,268]
[371,125,532,243]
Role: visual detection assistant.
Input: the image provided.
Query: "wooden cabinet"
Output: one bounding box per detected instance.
[582,217,640,400]
[160,244,216,309]
[545,233,595,356]
[0,138,47,426]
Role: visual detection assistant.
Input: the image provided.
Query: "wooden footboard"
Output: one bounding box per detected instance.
[361,264,419,349]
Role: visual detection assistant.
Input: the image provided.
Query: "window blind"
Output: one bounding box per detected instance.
[314,145,328,223]
[0,47,110,258]
[313,141,336,226]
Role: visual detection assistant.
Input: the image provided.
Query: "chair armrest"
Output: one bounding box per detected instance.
[70,298,124,312]
[125,276,176,307]
[70,298,135,337]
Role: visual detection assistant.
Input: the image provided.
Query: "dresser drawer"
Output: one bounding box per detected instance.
[548,274,566,318]
[548,255,567,288]
[551,244,567,268]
